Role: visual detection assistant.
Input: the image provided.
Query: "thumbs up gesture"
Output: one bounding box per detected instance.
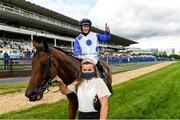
[105,23,110,32]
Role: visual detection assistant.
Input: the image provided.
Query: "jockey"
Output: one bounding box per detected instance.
[74,18,111,79]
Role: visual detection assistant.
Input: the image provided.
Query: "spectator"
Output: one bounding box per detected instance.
[4,52,9,70]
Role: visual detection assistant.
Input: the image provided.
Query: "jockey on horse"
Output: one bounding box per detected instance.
[74,18,111,79]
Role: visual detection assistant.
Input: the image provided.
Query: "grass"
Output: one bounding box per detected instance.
[0,62,179,119]
[0,64,30,71]
[0,84,27,95]
[114,63,135,67]
[11,64,30,71]
[0,82,59,95]
[108,62,180,119]
[112,62,159,75]
[0,60,31,71]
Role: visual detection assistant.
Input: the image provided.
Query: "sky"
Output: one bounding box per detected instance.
[26,0,180,53]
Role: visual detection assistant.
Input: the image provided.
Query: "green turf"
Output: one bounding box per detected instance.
[0,64,30,71]
[0,83,59,95]
[0,84,27,95]
[109,62,180,119]
[0,100,69,119]
[114,63,135,67]
[112,62,159,75]
[0,62,179,119]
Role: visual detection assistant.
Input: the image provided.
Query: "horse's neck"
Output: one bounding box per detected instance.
[54,50,80,84]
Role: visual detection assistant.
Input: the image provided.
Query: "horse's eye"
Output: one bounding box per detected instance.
[41,62,47,70]
[40,62,50,77]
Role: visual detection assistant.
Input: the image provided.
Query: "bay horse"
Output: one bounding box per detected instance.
[25,41,112,119]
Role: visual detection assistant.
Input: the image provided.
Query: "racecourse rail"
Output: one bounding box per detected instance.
[0,58,31,78]
[0,56,171,78]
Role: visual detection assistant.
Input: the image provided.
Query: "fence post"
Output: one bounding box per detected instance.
[9,59,13,77]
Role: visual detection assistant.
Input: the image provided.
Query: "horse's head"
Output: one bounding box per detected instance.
[25,41,58,101]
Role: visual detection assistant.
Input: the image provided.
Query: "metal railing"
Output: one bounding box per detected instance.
[0,58,32,78]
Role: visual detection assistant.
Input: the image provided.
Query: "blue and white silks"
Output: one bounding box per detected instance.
[74,31,111,64]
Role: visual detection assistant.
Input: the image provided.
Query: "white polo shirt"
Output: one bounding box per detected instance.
[68,78,111,112]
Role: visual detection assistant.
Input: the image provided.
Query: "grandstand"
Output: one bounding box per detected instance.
[0,0,137,58]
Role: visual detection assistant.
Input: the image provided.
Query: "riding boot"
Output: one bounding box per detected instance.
[96,61,106,80]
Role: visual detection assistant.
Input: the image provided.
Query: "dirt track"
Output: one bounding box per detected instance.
[0,61,175,114]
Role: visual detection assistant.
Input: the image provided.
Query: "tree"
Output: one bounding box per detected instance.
[169,54,180,59]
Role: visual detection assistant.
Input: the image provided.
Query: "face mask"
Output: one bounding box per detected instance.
[82,72,95,80]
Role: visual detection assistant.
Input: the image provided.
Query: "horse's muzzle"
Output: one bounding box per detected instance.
[25,90,43,101]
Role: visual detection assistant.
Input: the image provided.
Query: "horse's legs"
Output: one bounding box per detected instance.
[66,92,78,119]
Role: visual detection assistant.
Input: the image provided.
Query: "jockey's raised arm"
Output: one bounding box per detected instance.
[96,23,111,42]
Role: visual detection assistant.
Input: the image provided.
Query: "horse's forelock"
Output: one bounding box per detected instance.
[33,46,50,58]
[43,40,49,52]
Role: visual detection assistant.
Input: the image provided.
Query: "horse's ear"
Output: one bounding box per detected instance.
[32,41,40,50]
[42,40,49,52]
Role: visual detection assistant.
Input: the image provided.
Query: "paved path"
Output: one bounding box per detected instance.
[0,61,176,114]
[0,77,30,85]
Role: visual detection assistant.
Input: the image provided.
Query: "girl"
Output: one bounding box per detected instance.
[57,59,111,119]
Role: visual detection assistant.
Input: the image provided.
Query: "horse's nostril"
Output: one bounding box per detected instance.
[25,91,30,98]
[29,92,37,101]
[25,91,37,101]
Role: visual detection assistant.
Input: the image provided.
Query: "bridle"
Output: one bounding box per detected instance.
[37,50,60,93]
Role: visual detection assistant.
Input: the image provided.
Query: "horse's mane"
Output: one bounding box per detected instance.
[53,47,74,56]
[53,47,81,62]
[33,45,81,62]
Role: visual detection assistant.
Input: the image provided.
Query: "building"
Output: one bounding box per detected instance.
[126,47,153,55]
[149,48,159,55]
[0,0,137,53]
[160,48,175,56]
